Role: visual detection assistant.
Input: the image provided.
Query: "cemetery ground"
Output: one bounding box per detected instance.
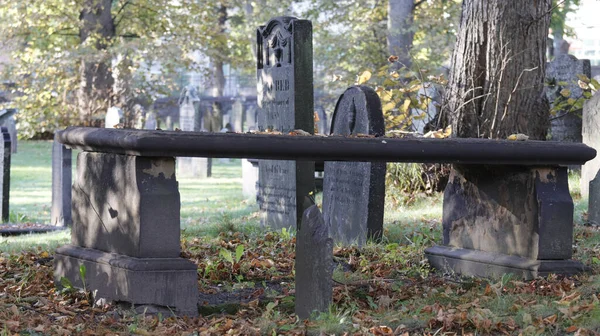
[0,143,599,335]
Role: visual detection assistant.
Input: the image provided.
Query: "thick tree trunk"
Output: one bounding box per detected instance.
[442,0,551,140]
[78,0,115,126]
[387,0,415,69]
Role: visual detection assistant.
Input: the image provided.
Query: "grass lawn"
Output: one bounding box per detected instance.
[1,140,600,334]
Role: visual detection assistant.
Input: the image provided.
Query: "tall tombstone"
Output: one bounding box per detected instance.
[177,86,210,178]
[51,133,72,227]
[0,127,10,222]
[546,54,591,143]
[583,90,600,204]
[256,16,315,230]
[322,86,386,245]
[231,99,244,133]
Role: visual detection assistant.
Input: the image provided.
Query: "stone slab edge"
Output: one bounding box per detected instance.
[425,245,589,280]
[54,245,199,316]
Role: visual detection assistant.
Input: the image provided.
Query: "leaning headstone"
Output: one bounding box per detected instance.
[51,134,72,227]
[105,107,123,128]
[295,203,333,319]
[177,86,210,178]
[582,90,600,199]
[256,16,315,230]
[322,86,386,245]
[546,54,591,143]
[0,109,17,153]
[231,99,244,132]
[0,127,10,222]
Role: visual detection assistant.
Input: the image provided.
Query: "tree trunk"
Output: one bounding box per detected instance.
[78,0,115,126]
[442,0,551,140]
[387,0,415,69]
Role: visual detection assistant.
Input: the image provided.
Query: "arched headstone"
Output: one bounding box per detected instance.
[322,85,386,245]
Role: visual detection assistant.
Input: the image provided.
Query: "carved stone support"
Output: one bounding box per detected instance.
[425,165,588,279]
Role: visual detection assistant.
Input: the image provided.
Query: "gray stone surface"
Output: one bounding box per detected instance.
[425,246,589,280]
[546,54,591,143]
[177,86,210,178]
[256,16,315,230]
[242,159,258,199]
[51,134,72,227]
[295,204,333,319]
[144,112,157,130]
[322,86,385,245]
[442,166,573,260]
[231,99,243,132]
[54,245,198,316]
[589,171,600,226]
[71,152,181,258]
[245,105,257,131]
[582,91,600,198]
[0,109,17,153]
[0,127,9,222]
[426,165,585,279]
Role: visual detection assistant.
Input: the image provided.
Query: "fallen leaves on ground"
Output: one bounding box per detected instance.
[1,225,600,334]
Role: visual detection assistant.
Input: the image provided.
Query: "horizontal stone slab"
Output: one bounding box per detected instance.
[425,245,590,280]
[56,127,596,166]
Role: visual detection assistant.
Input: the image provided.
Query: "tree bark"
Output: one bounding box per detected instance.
[442,0,551,140]
[387,0,416,69]
[78,0,115,126]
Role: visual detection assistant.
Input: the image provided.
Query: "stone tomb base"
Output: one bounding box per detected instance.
[54,152,199,315]
[54,245,198,316]
[425,165,589,280]
[426,246,588,279]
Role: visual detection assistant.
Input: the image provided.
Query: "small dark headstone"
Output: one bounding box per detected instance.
[0,109,17,153]
[0,127,9,222]
[546,54,592,143]
[295,203,333,319]
[51,134,72,227]
[256,16,315,230]
[322,86,385,245]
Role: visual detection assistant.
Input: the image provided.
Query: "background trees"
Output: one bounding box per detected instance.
[441,0,553,140]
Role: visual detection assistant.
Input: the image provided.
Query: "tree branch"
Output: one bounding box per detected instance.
[414,0,426,8]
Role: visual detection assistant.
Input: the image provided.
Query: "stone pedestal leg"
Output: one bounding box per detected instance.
[425,165,588,279]
[54,152,198,316]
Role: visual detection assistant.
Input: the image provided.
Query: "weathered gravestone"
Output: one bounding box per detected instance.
[144,111,157,130]
[295,202,333,319]
[51,134,72,227]
[105,107,123,128]
[0,127,10,222]
[583,91,600,220]
[0,109,17,153]
[256,16,315,230]
[231,99,244,133]
[242,104,259,199]
[177,86,211,178]
[546,54,591,143]
[322,86,385,245]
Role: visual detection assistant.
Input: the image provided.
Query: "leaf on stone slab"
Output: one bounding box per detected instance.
[288,129,311,136]
[507,133,529,141]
